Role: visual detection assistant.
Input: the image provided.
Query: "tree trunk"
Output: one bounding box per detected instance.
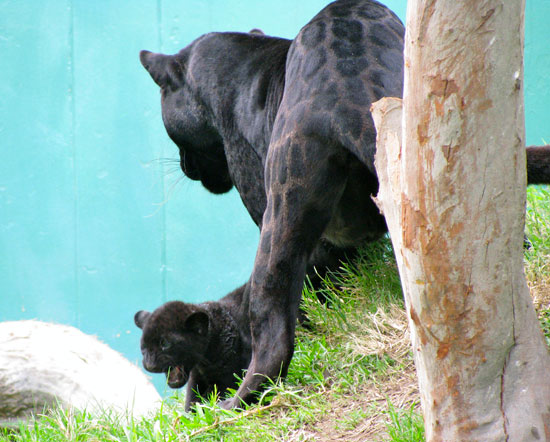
[371,1,550,440]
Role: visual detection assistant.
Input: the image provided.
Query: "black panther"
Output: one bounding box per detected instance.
[139,0,550,408]
[134,285,250,411]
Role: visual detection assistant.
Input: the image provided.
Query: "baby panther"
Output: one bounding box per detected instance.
[134,285,250,411]
[140,0,550,408]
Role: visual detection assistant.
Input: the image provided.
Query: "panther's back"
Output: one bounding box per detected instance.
[274,0,404,172]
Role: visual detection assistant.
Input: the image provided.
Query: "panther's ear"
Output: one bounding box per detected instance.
[140,50,183,89]
[134,310,151,329]
[184,311,209,336]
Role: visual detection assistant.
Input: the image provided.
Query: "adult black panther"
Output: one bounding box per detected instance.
[140,0,550,408]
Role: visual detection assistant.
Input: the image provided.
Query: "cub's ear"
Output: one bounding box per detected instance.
[184,311,209,336]
[139,50,183,89]
[134,310,151,329]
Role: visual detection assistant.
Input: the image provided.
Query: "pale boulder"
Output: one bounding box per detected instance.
[0,320,160,423]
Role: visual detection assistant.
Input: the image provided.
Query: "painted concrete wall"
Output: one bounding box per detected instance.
[0,0,547,393]
[525,0,550,145]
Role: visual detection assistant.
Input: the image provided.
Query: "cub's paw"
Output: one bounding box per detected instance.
[219,397,242,410]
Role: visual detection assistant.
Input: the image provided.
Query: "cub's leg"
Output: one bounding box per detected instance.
[222,134,350,408]
[184,371,219,412]
[184,370,202,411]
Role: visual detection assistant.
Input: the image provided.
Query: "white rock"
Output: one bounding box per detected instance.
[0,320,161,422]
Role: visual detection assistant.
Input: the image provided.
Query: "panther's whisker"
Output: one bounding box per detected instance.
[143,175,186,217]
[142,158,180,170]
[164,174,185,199]
[164,167,182,177]
[152,157,180,164]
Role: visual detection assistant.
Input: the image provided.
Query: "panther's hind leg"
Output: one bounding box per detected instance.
[306,239,357,289]
[221,134,350,408]
[297,241,356,327]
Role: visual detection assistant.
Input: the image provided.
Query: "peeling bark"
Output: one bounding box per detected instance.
[371,1,550,440]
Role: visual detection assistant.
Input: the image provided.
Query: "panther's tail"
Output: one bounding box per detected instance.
[527,145,550,185]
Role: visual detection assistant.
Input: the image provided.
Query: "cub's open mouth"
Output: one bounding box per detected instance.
[166,366,188,388]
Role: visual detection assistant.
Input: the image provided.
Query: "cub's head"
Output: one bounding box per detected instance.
[134,301,210,388]
[140,46,233,194]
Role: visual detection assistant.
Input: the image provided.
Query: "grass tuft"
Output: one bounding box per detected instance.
[386,402,424,442]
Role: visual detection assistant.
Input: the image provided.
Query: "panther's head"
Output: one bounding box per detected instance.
[140,48,233,194]
[134,301,210,389]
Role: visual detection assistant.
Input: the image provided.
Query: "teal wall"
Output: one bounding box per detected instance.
[0,0,547,393]
[525,0,550,145]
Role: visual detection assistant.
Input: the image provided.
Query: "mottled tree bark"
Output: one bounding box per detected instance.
[371,1,550,440]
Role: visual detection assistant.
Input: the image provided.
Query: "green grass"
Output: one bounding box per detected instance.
[526,185,550,348]
[2,185,549,442]
[525,185,550,280]
[385,402,424,442]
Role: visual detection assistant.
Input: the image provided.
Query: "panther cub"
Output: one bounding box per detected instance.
[134,286,250,411]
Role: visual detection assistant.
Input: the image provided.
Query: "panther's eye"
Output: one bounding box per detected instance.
[160,337,172,352]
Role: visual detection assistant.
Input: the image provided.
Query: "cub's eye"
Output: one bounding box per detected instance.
[160,338,172,352]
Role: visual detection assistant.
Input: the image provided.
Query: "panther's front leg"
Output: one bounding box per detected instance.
[221,134,350,408]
